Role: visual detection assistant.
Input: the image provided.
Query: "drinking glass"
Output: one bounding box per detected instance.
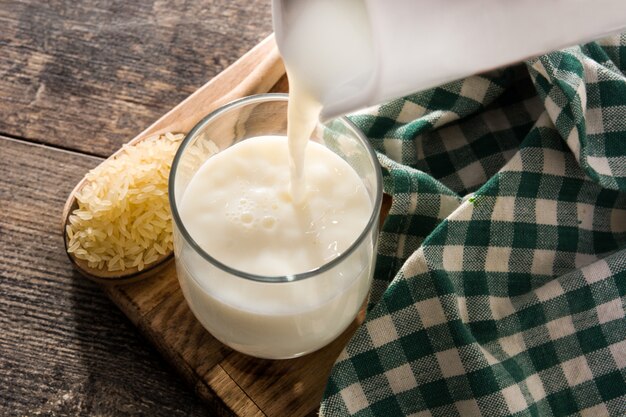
[169,93,382,359]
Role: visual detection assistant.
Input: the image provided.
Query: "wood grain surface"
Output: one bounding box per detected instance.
[0,138,212,416]
[0,0,273,415]
[0,0,272,157]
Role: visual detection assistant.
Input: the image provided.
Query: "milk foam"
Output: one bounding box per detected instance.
[179,135,371,276]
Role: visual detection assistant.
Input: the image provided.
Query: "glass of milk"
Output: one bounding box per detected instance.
[169,94,382,359]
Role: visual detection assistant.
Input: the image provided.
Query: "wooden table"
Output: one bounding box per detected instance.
[0,1,273,415]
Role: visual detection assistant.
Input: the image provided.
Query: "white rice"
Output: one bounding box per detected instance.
[66,133,184,272]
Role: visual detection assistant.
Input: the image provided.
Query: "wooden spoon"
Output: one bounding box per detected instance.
[62,35,286,284]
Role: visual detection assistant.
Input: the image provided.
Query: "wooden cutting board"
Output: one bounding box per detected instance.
[96,35,391,417]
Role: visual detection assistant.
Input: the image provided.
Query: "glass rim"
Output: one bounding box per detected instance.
[169,93,383,283]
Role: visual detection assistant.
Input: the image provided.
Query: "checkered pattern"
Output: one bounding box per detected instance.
[320,35,626,417]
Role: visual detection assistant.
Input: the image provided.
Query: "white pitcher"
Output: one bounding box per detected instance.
[272,0,626,121]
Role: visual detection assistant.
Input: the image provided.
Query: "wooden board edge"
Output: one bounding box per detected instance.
[202,365,266,417]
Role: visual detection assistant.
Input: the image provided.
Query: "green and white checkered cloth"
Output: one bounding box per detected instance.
[320,34,626,417]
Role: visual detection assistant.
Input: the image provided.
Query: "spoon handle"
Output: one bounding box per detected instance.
[134,34,284,142]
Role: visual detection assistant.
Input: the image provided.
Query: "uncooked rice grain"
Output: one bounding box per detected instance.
[66,133,184,272]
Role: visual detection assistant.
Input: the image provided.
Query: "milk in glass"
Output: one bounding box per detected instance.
[176,134,376,358]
